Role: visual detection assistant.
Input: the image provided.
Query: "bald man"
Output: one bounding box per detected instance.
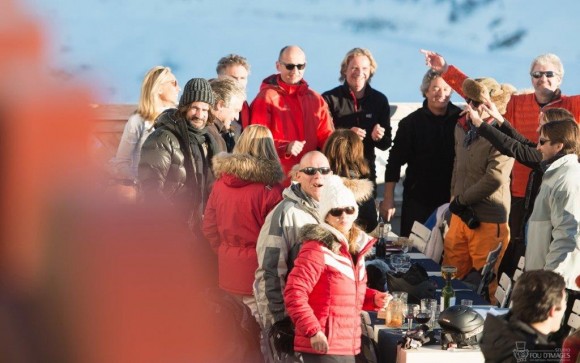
[250,46,334,181]
[254,151,331,362]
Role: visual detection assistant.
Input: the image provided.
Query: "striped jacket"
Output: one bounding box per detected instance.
[254,184,321,329]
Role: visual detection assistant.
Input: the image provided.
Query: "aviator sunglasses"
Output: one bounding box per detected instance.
[299,167,331,176]
[279,61,306,71]
[328,206,356,217]
[530,71,557,79]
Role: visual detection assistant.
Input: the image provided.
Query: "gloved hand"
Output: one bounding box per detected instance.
[448,197,466,215]
[269,317,295,355]
[449,198,480,229]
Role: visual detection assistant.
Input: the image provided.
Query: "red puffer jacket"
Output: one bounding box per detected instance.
[443,65,580,198]
[249,74,334,177]
[284,224,379,356]
[203,152,284,295]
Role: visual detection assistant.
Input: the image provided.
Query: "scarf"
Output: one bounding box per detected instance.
[458,115,497,147]
[175,118,220,229]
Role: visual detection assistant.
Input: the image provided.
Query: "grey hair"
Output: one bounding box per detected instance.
[209,76,246,108]
[216,54,250,75]
[419,69,444,97]
[530,53,564,77]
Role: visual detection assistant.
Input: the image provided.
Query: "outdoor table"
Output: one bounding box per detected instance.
[368,250,494,362]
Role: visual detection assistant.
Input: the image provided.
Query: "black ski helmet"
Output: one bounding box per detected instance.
[438,305,484,348]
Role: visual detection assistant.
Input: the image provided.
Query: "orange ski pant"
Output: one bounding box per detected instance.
[443,214,509,303]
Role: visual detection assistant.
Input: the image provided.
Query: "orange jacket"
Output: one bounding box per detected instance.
[250,74,334,177]
[443,65,580,197]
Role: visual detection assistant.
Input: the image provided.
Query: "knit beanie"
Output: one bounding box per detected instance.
[178,78,215,108]
[319,175,358,220]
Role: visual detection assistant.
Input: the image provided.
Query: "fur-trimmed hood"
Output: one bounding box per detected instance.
[212,152,285,186]
[341,177,374,203]
[298,223,374,255]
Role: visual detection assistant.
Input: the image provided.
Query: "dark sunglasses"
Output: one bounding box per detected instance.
[299,167,331,176]
[328,206,356,217]
[538,138,551,146]
[531,71,557,79]
[465,98,482,107]
[280,62,306,71]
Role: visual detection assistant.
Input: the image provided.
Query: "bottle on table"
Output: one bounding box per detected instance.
[440,265,457,311]
[375,219,387,259]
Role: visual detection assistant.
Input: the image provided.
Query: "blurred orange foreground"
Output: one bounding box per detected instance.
[0,1,226,362]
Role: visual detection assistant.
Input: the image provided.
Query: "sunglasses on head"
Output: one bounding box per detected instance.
[280,62,306,71]
[531,71,557,79]
[538,138,551,146]
[328,206,356,217]
[299,167,331,176]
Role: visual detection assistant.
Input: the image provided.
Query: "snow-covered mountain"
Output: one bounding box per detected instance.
[20,0,580,104]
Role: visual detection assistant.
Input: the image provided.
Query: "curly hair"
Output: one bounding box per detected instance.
[339,47,377,83]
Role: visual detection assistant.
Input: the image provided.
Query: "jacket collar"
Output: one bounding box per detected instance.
[541,153,578,173]
[259,74,309,95]
[298,223,374,256]
[341,82,373,100]
[211,152,285,185]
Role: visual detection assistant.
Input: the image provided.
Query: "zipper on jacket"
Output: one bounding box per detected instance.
[349,89,360,127]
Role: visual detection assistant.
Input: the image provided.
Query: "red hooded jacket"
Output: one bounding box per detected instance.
[250,74,334,177]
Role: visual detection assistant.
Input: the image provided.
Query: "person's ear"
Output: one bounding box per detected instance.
[548,304,559,318]
[555,142,564,153]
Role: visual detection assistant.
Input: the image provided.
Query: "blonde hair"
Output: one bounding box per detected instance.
[233,125,280,162]
[339,48,377,83]
[137,66,173,121]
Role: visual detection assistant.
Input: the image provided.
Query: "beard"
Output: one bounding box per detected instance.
[189,116,207,129]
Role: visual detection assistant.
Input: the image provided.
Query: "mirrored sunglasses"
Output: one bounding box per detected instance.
[531,71,556,79]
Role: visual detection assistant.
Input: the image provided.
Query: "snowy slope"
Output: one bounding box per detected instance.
[20,0,580,104]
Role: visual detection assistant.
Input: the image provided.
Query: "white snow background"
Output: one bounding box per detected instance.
[19,0,580,104]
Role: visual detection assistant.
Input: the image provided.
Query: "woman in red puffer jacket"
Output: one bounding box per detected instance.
[284,175,389,362]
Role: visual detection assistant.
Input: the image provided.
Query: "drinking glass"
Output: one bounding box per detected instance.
[398,254,412,273]
[415,310,431,326]
[441,265,458,280]
[390,254,403,272]
[397,237,411,253]
[391,291,408,304]
[420,298,438,329]
[385,298,404,328]
[406,304,420,331]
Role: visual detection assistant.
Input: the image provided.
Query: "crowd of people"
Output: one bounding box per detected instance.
[105,46,580,362]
